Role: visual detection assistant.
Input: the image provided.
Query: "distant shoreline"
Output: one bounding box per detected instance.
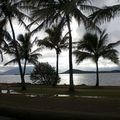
[61,69,120,74]
[1,67,120,75]
[0,71,120,75]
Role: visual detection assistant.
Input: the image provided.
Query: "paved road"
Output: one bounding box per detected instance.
[0,116,15,120]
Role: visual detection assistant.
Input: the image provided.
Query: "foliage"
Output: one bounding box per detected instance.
[90,4,120,24]
[38,20,69,54]
[4,33,41,67]
[27,0,100,91]
[30,62,60,85]
[73,30,120,64]
[38,20,68,86]
[3,32,41,90]
[0,0,32,90]
[73,30,120,86]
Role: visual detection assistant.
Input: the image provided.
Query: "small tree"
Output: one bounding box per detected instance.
[30,62,60,85]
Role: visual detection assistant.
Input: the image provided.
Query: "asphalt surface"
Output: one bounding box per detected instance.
[0,116,15,120]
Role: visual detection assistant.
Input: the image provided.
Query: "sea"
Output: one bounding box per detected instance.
[0,73,120,86]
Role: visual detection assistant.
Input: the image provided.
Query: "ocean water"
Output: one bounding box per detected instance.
[59,73,120,86]
[0,73,120,86]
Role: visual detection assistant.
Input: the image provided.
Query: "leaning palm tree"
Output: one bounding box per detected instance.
[38,21,69,86]
[73,30,120,87]
[0,0,31,90]
[26,0,99,91]
[4,33,42,84]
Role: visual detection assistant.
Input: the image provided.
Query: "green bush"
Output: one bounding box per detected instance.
[30,62,60,85]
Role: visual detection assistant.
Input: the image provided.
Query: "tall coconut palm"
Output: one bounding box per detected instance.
[73,30,120,87]
[4,33,42,84]
[0,0,31,90]
[38,21,69,86]
[26,0,99,91]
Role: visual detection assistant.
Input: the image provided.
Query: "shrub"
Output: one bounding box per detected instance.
[30,62,60,85]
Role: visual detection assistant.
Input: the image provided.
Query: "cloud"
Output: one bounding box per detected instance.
[2,0,120,72]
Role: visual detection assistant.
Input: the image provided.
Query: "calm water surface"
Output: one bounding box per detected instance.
[0,73,120,86]
[59,73,120,86]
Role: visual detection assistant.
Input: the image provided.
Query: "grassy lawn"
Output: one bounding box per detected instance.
[4,83,120,97]
[0,84,120,119]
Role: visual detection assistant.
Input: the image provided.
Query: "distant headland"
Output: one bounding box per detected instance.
[61,69,120,74]
[0,67,120,75]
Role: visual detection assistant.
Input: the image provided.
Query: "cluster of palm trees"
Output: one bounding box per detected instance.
[0,0,120,91]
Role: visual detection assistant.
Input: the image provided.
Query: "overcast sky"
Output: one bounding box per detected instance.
[1,0,120,73]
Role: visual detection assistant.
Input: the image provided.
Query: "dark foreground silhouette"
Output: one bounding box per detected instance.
[0,94,120,120]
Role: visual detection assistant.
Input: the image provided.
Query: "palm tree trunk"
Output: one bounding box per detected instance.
[23,59,27,81]
[53,50,59,86]
[23,59,27,75]
[96,61,99,87]
[66,15,74,92]
[8,16,26,91]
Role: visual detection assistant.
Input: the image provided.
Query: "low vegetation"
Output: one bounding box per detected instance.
[30,62,60,85]
[1,83,120,98]
[0,84,120,119]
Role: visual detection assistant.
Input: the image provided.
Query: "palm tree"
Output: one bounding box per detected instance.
[90,2,120,24]
[4,33,42,84]
[26,0,99,91]
[0,0,31,90]
[38,21,69,86]
[73,30,120,87]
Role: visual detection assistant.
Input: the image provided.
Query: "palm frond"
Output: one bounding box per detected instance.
[107,40,120,48]
[0,50,3,62]
[77,33,98,53]
[31,49,42,55]
[73,50,93,64]
[102,49,119,64]
[90,4,120,24]
[38,39,55,49]
[98,30,108,49]
[4,58,17,66]
[74,30,119,65]
[31,36,38,47]
[80,4,100,13]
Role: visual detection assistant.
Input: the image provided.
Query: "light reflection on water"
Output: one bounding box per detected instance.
[59,73,120,86]
[59,74,96,85]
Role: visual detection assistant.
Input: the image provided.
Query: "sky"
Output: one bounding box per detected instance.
[1,0,120,73]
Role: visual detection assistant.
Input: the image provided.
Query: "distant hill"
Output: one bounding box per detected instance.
[1,67,120,75]
[61,69,120,74]
[111,70,120,73]
[0,66,34,75]
[61,69,95,74]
